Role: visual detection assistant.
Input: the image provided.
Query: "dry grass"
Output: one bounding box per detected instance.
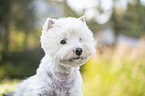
[82,39,145,96]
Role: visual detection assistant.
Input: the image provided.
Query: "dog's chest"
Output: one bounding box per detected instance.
[51,72,75,95]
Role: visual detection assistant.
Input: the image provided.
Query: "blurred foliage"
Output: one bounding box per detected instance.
[110,0,145,38]
[0,0,42,80]
[0,0,36,51]
[0,49,44,79]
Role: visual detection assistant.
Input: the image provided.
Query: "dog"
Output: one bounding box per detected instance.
[14,16,95,96]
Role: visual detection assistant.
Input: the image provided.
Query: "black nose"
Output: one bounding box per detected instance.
[75,48,83,56]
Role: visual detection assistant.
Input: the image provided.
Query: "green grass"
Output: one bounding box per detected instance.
[0,79,20,95]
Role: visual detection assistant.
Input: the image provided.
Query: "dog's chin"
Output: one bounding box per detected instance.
[60,57,86,67]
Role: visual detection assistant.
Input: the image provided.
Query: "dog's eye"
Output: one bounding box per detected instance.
[79,38,82,41]
[60,39,67,44]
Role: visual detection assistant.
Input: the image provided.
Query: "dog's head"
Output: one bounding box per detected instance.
[41,16,95,67]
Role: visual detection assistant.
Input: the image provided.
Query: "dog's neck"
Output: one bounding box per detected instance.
[54,63,74,74]
[38,55,77,80]
[53,63,75,84]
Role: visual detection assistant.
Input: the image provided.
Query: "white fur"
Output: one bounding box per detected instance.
[14,17,95,96]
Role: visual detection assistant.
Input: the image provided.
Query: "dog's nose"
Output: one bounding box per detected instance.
[75,48,83,56]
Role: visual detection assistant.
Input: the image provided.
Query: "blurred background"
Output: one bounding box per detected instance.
[0,0,145,96]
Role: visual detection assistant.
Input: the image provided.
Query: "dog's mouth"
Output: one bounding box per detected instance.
[68,57,83,62]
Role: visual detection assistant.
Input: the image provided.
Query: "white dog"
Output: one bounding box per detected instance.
[14,16,95,96]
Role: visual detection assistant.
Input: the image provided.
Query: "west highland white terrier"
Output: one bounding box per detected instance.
[14,16,95,96]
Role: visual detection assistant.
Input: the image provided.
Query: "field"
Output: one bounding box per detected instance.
[0,40,145,96]
[82,40,145,96]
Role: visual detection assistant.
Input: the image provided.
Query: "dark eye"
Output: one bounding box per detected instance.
[60,39,67,44]
[79,38,82,41]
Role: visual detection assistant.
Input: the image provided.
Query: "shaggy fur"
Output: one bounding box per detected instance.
[14,16,95,96]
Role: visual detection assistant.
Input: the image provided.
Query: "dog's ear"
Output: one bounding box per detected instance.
[79,16,86,23]
[42,18,55,31]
